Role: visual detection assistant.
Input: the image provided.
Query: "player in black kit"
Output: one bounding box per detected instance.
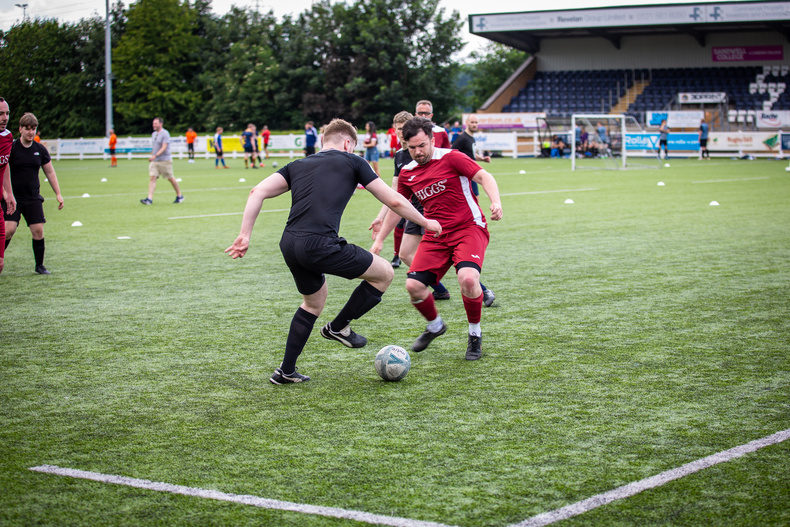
[2,112,63,274]
[226,118,441,384]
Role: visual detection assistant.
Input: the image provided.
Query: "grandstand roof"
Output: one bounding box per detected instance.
[469,1,790,53]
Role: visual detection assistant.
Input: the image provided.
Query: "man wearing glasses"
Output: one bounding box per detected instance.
[415,100,451,148]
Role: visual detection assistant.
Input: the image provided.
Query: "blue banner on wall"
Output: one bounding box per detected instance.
[625,133,699,151]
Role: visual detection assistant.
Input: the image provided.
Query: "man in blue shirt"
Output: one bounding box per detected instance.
[699,119,710,160]
[304,121,318,156]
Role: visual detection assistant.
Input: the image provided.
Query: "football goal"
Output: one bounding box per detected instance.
[571,114,662,171]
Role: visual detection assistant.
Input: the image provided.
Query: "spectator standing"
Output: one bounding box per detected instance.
[261,125,271,159]
[659,119,670,159]
[304,121,318,156]
[108,128,118,167]
[185,127,197,163]
[140,117,184,205]
[363,121,381,177]
[213,126,228,169]
[699,118,710,160]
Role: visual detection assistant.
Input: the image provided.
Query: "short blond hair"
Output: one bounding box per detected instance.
[393,111,413,126]
[322,118,357,145]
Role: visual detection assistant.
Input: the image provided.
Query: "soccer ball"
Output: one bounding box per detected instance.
[374,345,411,381]
[272,161,278,168]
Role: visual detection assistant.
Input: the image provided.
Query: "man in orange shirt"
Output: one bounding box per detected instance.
[108,129,118,167]
[185,127,197,163]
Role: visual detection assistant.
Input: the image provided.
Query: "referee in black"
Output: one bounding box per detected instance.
[226,118,441,385]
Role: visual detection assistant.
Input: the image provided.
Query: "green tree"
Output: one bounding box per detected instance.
[0,19,107,137]
[275,0,464,129]
[462,42,529,113]
[112,0,202,133]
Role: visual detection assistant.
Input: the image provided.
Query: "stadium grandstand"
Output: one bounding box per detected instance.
[468,1,790,157]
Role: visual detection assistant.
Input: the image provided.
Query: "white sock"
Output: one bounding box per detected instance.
[427,316,444,333]
[468,323,481,337]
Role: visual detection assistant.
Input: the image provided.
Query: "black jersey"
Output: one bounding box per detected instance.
[393,148,413,179]
[9,139,51,203]
[451,131,476,161]
[278,149,378,237]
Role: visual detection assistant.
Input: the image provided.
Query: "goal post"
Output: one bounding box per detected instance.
[571,114,662,171]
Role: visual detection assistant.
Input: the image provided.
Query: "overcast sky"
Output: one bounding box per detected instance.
[0,0,741,56]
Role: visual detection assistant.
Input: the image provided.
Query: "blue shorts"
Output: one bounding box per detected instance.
[365,147,379,162]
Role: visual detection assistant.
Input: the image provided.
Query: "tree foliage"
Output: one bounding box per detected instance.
[462,43,530,113]
[0,0,492,137]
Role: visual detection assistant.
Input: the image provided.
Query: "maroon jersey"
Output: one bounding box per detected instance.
[432,125,451,149]
[0,129,12,189]
[398,147,486,234]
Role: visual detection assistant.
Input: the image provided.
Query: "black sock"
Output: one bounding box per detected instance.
[330,281,384,332]
[281,307,318,374]
[4,238,9,250]
[32,238,45,267]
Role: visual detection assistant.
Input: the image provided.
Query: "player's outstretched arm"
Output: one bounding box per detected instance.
[42,163,64,210]
[365,178,441,236]
[473,169,503,221]
[226,172,289,259]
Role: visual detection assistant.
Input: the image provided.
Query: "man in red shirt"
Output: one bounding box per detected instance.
[398,117,503,360]
[261,125,271,159]
[0,97,18,275]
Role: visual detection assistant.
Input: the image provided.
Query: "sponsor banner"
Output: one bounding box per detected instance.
[678,92,727,104]
[712,45,784,62]
[708,131,781,151]
[755,111,790,128]
[625,132,700,151]
[782,133,790,151]
[465,113,547,130]
[647,111,704,128]
[474,132,518,152]
[472,3,790,33]
[60,138,106,155]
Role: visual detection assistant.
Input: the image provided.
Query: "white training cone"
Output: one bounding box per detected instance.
[564,198,574,204]
[519,169,526,174]
[657,181,665,186]
[82,193,90,198]
[239,178,246,183]
[664,163,671,168]
[709,201,720,206]
[176,178,182,182]
[101,178,108,182]
[71,221,83,227]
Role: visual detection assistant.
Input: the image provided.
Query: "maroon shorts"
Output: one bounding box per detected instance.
[409,225,489,284]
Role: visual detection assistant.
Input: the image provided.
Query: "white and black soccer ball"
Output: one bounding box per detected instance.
[375,345,411,381]
[272,161,278,168]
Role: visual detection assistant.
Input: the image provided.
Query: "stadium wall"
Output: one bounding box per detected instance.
[536,31,790,71]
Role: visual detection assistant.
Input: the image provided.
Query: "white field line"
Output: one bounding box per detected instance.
[65,186,254,200]
[501,188,598,197]
[28,464,458,527]
[511,427,790,527]
[169,208,289,220]
[691,176,770,184]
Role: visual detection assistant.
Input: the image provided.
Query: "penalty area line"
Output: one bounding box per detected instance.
[28,464,458,527]
[511,427,790,527]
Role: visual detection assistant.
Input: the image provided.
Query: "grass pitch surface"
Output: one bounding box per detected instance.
[1,155,789,526]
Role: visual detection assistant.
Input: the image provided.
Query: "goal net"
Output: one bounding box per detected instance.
[571,114,662,171]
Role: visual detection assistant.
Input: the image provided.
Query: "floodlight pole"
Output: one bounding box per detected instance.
[104,0,114,136]
[15,3,28,22]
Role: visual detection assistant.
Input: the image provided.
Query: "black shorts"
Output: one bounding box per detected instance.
[187,143,195,152]
[279,231,373,295]
[2,199,46,225]
[305,146,316,156]
[244,146,254,153]
[215,149,224,157]
[404,220,424,236]
[109,148,116,155]
[700,139,708,148]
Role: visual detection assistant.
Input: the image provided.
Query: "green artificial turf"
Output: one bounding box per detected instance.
[1,155,788,526]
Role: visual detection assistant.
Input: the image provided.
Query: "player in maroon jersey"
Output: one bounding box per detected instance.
[0,97,18,275]
[398,117,503,360]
